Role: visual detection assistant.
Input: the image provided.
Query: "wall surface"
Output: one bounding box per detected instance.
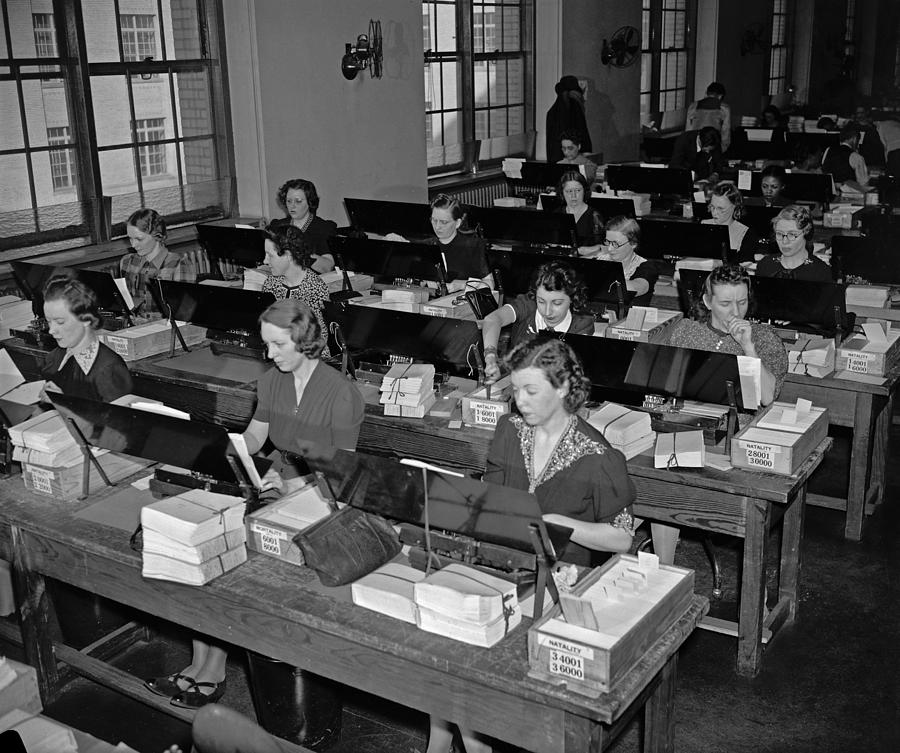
[560,0,642,162]
[713,0,770,123]
[223,0,426,224]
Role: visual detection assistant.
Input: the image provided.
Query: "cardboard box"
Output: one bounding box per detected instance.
[823,206,864,229]
[22,452,149,500]
[461,376,512,428]
[527,554,694,696]
[0,659,42,719]
[731,399,828,475]
[835,324,900,377]
[349,296,421,314]
[786,335,835,378]
[605,308,682,343]
[245,485,333,566]
[99,321,206,361]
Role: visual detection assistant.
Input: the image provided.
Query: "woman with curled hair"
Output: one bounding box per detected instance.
[480,261,594,382]
[486,336,636,562]
[429,337,635,753]
[588,215,659,306]
[701,181,760,262]
[558,170,603,254]
[755,205,831,282]
[271,178,338,273]
[120,208,197,315]
[145,298,363,709]
[39,275,133,402]
[261,224,330,355]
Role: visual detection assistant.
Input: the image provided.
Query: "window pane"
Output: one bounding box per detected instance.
[501,5,521,53]
[181,137,218,183]
[82,0,123,63]
[424,2,457,53]
[0,154,31,211]
[23,79,72,148]
[98,147,138,196]
[0,81,25,150]
[175,71,213,137]
[474,61,489,107]
[133,75,176,135]
[91,76,133,146]
[0,6,7,58]
[162,2,203,59]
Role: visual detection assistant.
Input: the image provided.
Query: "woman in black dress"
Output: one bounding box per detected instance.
[271,178,338,274]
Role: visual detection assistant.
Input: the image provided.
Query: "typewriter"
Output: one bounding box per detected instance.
[207,327,266,360]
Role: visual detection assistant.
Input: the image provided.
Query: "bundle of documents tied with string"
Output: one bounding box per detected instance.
[786,334,835,378]
[586,403,655,459]
[351,561,521,647]
[140,488,248,586]
[379,363,436,418]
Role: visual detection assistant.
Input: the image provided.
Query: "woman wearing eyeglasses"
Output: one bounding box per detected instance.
[582,216,658,306]
[755,205,831,282]
[701,181,760,262]
[559,171,603,256]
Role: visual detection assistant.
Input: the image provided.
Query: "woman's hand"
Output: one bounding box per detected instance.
[727,318,755,353]
[484,352,501,383]
[259,467,284,493]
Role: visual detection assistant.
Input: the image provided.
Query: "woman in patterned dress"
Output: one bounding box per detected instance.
[261,224,330,357]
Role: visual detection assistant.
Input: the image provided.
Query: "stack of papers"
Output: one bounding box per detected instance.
[413,563,521,647]
[8,411,75,457]
[379,363,436,418]
[587,403,655,459]
[845,284,890,308]
[351,562,426,624]
[140,489,247,586]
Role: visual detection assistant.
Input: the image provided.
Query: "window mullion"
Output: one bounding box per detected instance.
[458,0,475,146]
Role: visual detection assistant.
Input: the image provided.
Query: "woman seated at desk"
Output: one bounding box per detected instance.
[146,299,364,708]
[270,178,338,274]
[701,181,760,262]
[121,209,197,315]
[429,336,635,753]
[580,215,658,306]
[557,129,598,187]
[40,275,133,402]
[481,261,594,382]
[387,194,491,288]
[656,265,788,564]
[754,165,791,208]
[756,205,831,282]
[261,224,330,355]
[559,170,602,256]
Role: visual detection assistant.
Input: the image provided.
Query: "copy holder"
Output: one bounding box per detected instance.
[302,447,570,620]
[149,279,192,359]
[48,391,271,508]
[328,236,449,296]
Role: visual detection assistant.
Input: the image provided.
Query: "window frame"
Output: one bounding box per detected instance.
[0,0,234,257]
[423,0,535,175]
[641,0,696,132]
[766,0,794,97]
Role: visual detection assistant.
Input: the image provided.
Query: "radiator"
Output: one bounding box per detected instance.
[430,176,509,208]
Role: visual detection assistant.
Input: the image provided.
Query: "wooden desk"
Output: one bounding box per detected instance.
[358,407,829,678]
[0,481,707,753]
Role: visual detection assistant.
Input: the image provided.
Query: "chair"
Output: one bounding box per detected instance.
[192,704,299,753]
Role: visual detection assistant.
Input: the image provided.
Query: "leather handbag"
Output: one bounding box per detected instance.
[465,287,499,319]
[293,506,401,586]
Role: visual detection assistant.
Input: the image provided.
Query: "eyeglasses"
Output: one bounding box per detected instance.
[774,231,803,242]
[601,238,629,250]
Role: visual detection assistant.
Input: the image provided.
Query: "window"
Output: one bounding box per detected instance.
[120,14,157,62]
[641,0,695,126]
[767,0,793,96]
[135,118,167,177]
[843,0,856,77]
[0,0,233,257]
[423,0,534,173]
[47,127,76,190]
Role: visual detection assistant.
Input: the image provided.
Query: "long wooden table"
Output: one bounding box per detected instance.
[0,480,707,753]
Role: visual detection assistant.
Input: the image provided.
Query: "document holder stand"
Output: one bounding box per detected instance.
[48,392,270,509]
[299,446,571,620]
[150,280,192,359]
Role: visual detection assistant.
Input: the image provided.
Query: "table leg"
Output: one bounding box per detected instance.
[870,392,893,509]
[846,394,875,541]
[737,499,769,677]
[778,486,806,625]
[643,654,677,753]
[11,525,63,702]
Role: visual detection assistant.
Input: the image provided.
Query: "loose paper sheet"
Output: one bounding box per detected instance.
[736,355,762,409]
[227,432,264,489]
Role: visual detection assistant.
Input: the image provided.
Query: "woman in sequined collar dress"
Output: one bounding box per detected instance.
[666,264,787,406]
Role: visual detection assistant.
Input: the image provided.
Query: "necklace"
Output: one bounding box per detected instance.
[705,321,731,352]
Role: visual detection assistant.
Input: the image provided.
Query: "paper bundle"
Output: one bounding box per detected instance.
[7,411,75,456]
[140,489,247,585]
[351,562,426,624]
[380,363,435,418]
[845,284,890,308]
[587,403,654,459]
[654,431,705,469]
[413,563,521,647]
[787,336,835,378]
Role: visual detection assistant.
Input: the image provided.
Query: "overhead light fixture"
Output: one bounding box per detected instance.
[341,20,383,80]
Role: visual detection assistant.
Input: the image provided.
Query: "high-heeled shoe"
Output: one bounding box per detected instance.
[170,678,227,709]
[144,673,196,698]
